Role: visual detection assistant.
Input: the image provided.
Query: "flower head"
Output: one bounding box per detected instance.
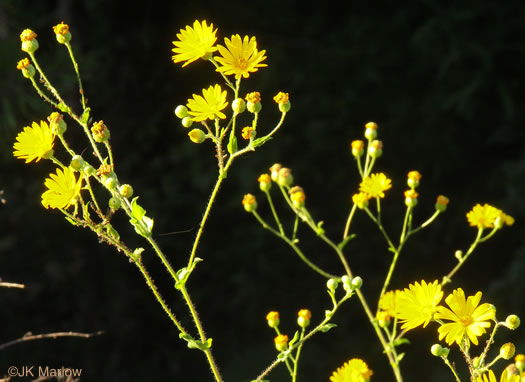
[245,91,261,104]
[330,358,373,382]
[407,170,422,188]
[172,20,218,67]
[359,173,392,199]
[297,309,311,328]
[466,204,513,229]
[352,192,370,209]
[435,288,496,346]
[266,311,280,328]
[476,369,520,382]
[186,84,228,122]
[20,29,39,53]
[41,167,83,209]
[241,126,255,140]
[13,121,56,163]
[242,193,257,213]
[215,34,267,79]
[395,280,443,331]
[16,57,35,78]
[52,22,71,44]
[351,140,365,158]
[436,195,450,212]
[274,334,289,351]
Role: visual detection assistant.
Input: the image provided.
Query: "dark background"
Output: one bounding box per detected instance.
[1,1,524,381]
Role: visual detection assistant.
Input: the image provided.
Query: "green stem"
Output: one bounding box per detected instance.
[265,190,285,236]
[252,211,336,279]
[29,77,60,109]
[342,203,357,240]
[28,52,65,104]
[65,41,86,110]
[292,329,306,382]
[442,228,483,286]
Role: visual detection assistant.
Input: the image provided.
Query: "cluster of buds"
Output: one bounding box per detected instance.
[404,171,421,207]
[266,309,311,352]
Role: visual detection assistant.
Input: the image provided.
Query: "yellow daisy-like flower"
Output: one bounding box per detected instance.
[359,173,392,199]
[13,121,56,163]
[215,34,267,79]
[186,84,228,122]
[395,280,443,331]
[476,369,520,382]
[172,20,218,67]
[41,167,83,209]
[379,290,399,317]
[467,204,501,228]
[435,288,496,346]
[330,358,373,382]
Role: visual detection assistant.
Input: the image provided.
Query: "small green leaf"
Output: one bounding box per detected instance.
[227,132,238,154]
[252,135,272,148]
[81,107,91,125]
[319,323,337,333]
[129,197,154,238]
[393,338,411,347]
[58,102,70,113]
[179,333,212,351]
[277,350,290,362]
[397,352,405,362]
[106,223,120,241]
[316,221,325,235]
[288,331,300,347]
[338,234,356,250]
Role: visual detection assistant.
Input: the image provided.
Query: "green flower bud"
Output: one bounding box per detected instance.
[500,342,516,360]
[257,174,272,192]
[351,276,363,290]
[431,344,443,357]
[83,163,96,177]
[232,98,246,114]
[327,278,338,292]
[188,128,206,144]
[56,32,71,44]
[53,22,71,44]
[119,184,134,199]
[279,100,291,113]
[108,196,121,210]
[297,309,311,328]
[368,139,383,158]
[435,195,449,212]
[277,167,294,187]
[269,163,282,182]
[505,314,520,330]
[70,155,84,171]
[341,275,352,293]
[91,120,110,143]
[103,173,117,191]
[182,116,193,128]
[22,64,36,78]
[364,122,378,140]
[266,311,280,328]
[247,101,262,113]
[242,194,257,213]
[175,105,189,119]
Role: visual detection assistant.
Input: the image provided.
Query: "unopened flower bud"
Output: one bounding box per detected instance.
[188,128,206,143]
[500,342,516,360]
[431,344,444,357]
[246,91,262,113]
[289,186,305,208]
[16,58,35,78]
[505,315,520,330]
[232,98,246,114]
[91,120,110,142]
[368,140,383,158]
[341,275,352,293]
[241,126,255,140]
[242,194,257,213]
[108,196,121,210]
[182,116,193,128]
[352,192,370,209]
[327,278,338,292]
[351,276,363,290]
[52,22,71,44]
[274,334,289,352]
[103,172,117,191]
[82,163,95,177]
[70,155,84,171]
[20,29,39,53]
[119,184,134,198]
[297,309,311,328]
[273,92,290,113]
[364,122,378,140]
[435,195,449,212]
[277,167,294,187]
[515,353,525,370]
[266,311,280,328]
[351,140,365,158]
[258,173,272,192]
[404,189,419,208]
[269,163,282,182]
[48,112,67,135]
[407,171,422,189]
[175,105,189,119]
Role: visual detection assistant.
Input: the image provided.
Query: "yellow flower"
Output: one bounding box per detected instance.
[273,92,289,105]
[359,173,392,199]
[241,126,255,140]
[476,369,520,382]
[330,358,373,382]
[352,192,370,209]
[274,334,289,351]
[186,84,228,122]
[172,20,218,67]
[41,167,83,209]
[20,29,37,42]
[16,57,31,70]
[245,91,261,104]
[52,22,69,35]
[466,203,513,229]
[395,280,443,330]
[435,288,496,346]
[215,34,267,79]
[13,121,56,163]
[379,290,399,316]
